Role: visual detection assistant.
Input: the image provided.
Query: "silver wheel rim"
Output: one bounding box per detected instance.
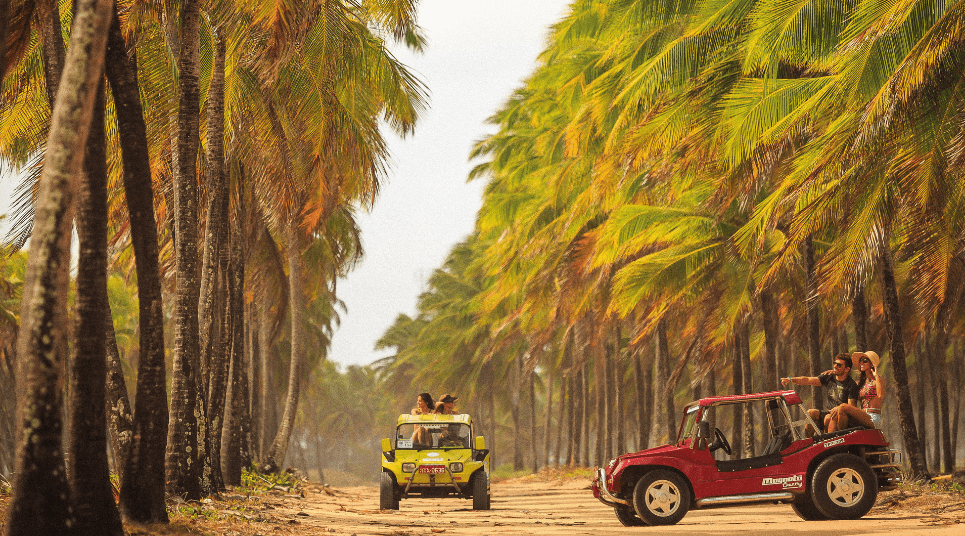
[645,479,681,517]
[826,467,865,507]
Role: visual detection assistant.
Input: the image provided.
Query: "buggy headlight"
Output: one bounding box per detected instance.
[449,462,463,473]
[401,463,416,473]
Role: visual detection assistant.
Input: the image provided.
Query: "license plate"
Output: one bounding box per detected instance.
[418,465,446,474]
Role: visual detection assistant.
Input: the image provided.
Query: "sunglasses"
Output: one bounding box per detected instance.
[859,357,871,364]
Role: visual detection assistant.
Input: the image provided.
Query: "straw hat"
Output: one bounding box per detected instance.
[852,351,880,369]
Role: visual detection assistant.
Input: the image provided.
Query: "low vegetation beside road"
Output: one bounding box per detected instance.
[1,469,962,535]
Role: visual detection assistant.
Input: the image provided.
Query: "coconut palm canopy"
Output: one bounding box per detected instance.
[1,2,964,530]
[0,0,431,530]
[376,0,965,477]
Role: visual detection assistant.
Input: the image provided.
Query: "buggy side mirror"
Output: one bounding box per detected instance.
[472,436,489,462]
[697,421,711,450]
[381,437,395,462]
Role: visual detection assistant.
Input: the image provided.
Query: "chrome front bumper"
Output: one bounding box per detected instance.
[595,467,629,507]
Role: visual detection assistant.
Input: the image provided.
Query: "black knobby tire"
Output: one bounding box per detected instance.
[810,453,878,520]
[472,473,490,510]
[380,472,399,510]
[790,491,828,521]
[614,505,647,526]
[632,469,691,526]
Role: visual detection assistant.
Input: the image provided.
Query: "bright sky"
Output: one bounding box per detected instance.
[327,1,572,367]
[0,0,574,368]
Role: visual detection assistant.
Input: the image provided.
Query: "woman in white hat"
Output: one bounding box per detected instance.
[828,351,884,430]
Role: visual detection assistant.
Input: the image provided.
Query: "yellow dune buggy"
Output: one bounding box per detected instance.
[380,413,491,510]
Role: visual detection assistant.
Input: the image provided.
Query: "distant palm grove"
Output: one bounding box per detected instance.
[375,0,964,485]
[0,0,963,533]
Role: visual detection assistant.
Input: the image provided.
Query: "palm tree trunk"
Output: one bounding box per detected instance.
[221,294,241,486]
[782,339,794,381]
[553,371,564,466]
[651,329,668,446]
[580,363,589,465]
[740,321,754,458]
[234,231,253,472]
[604,340,614,461]
[704,360,717,430]
[257,226,288,459]
[262,227,306,473]
[105,8,168,521]
[732,328,744,456]
[205,254,231,491]
[595,346,606,466]
[565,371,575,466]
[950,342,962,468]
[544,369,554,466]
[657,318,675,441]
[615,325,626,455]
[760,289,780,390]
[67,80,124,536]
[879,239,926,477]
[221,237,249,485]
[640,342,654,450]
[197,37,230,489]
[198,31,228,394]
[920,332,939,470]
[512,356,523,471]
[529,372,539,472]
[259,314,279,458]
[486,365,496,467]
[564,329,575,466]
[0,358,14,478]
[913,342,929,471]
[852,283,868,351]
[166,0,205,500]
[5,1,112,533]
[632,345,645,451]
[68,82,124,536]
[198,32,230,491]
[805,236,822,408]
[248,304,262,461]
[104,307,133,481]
[37,0,66,110]
[932,283,959,473]
[313,434,327,484]
[928,345,941,470]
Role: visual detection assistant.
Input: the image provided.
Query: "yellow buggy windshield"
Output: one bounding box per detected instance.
[395,422,471,450]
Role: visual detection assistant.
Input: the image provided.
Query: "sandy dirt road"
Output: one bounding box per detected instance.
[231,476,965,536]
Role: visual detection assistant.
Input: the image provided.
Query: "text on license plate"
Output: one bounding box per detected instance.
[418,465,446,474]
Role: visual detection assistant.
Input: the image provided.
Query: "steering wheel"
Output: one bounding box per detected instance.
[709,427,732,456]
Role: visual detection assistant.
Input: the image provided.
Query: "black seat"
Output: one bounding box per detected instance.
[762,430,792,456]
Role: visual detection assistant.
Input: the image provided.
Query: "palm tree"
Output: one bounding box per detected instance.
[199,29,230,492]
[165,0,206,500]
[4,1,114,534]
[0,248,26,478]
[67,84,124,536]
[221,221,250,485]
[261,225,308,473]
[254,0,427,472]
[103,6,169,521]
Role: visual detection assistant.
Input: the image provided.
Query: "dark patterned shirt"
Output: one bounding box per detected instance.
[819,372,859,410]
